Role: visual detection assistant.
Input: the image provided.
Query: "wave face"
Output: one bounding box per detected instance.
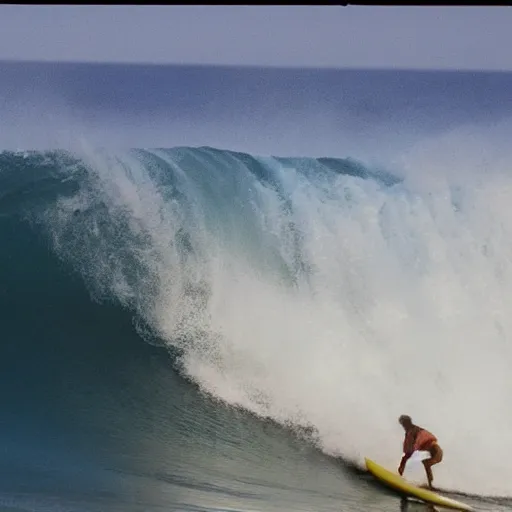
[2,144,512,497]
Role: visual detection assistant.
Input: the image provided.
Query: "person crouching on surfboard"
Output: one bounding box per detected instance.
[397,415,443,489]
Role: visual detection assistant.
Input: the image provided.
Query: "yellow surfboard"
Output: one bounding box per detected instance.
[365,458,474,511]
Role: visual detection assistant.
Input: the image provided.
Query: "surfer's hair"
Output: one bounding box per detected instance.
[398,415,412,425]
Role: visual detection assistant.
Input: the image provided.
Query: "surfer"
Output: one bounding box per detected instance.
[397,415,443,489]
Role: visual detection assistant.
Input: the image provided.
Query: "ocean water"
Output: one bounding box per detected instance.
[1,62,512,512]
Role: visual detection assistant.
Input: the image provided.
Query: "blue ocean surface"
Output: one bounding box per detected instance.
[1,62,512,511]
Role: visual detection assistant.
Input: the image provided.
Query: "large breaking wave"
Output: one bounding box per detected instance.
[1,142,511,496]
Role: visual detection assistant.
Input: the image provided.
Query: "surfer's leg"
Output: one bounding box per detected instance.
[422,460,434,488]
[429,444,443,467]
[422,444,443,488]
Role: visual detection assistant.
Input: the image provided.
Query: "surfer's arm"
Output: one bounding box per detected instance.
[398,430,416,474]
[398,452,413,475]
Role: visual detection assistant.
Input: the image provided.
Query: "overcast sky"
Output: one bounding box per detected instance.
[0,5,511,71]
